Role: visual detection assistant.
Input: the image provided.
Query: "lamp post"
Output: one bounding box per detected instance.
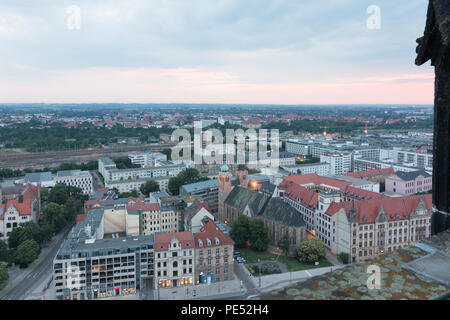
[258,258,261,288]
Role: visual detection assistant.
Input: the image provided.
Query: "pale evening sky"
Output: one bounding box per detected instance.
[0,0,434,105]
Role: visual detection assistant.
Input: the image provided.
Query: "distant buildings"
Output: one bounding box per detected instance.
[54,170,93,194]
[282,162,331,176]
[385,170,432,195]
[320,153,352,175]
[128,152,167,168]
[23,170,93,194]
[98,157,185,193]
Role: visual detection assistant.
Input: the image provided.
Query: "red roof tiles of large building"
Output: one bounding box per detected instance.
[155,232,194,252]
[280,173,351,191]
[325,194,432,224]
[0,199,33,219]
[280,174,387,201]
[194,219,235,248]
[282,182,318,209]
[345,168,394,179]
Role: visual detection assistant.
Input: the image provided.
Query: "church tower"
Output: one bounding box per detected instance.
[235,164,248,188]
[218,164,232,224]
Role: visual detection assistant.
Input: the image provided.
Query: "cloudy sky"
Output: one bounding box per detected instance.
[0,0,434,104]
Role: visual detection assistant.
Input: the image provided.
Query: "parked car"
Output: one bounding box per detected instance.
[233,251,240,256]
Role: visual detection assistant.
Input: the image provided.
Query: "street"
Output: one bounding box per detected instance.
[1,228,70,300]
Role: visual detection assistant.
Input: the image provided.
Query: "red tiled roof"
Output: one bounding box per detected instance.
[325,194,432,223]
[281,173,351,191]
[155,232,194,252]
[22,183,39,201]
[76,214,86,223]
[280,174,386,202]
[282,181,318,209]
[184,199,209,217]
[345,168,394,179]
[0,199,32,219]
[194,219,234,248]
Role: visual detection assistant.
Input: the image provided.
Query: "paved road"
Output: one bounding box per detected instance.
[1,228,71,300]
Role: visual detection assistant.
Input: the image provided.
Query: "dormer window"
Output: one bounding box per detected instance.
[214,237,220,245]
[206,238,211,246]
[198,239,203,247]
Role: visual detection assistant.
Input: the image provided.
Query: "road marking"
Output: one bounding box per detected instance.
[305,270,312,277]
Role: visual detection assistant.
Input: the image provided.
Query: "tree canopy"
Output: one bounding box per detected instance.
[168,168,209,195]
[139,180,160,196]
[296,238,326,263]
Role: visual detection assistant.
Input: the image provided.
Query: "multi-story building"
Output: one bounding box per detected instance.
[353,158,428,174]
[53,210,155,300]
[128,152,167,168]
[194,218,234,283]
[285,140,311,156]
[282,162,331,176]
[154,232,195,288]
[385,170,432,195]
[54,170,93,195]
[0,184,40,241]
[184,199,214,233]
[325,195,432,263]
[320,153,352,175]
[179,179,219,214]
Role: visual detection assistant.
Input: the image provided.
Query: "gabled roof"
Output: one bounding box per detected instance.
[259,198,306,227]
[155,232,194,252]
[194,219,234,248]
[325,194,432,224]
[0,199,33,220]
[184,199,210,218]
[224,186,268,212]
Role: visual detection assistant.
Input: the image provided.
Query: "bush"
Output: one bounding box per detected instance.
[339,252,349,264]
[296,238,326,263]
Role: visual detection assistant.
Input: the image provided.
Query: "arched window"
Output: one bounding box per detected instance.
[173,261,178,268]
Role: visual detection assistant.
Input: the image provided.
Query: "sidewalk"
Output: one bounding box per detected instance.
[156,277,246,300]
[0,229,68,299]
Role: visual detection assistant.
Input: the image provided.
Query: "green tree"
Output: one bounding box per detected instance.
[339,252,349,264]
[168,168,209,195]
[48,183,68,205]
[8,222,44,250]
[118,190,138,198]
[229,215,250,248]
[249,219,269,252]
[296,238,326,263]
[0,262,8,290]
[279,230,292,256]
[0,241,9,262]
[14,239,40,268]
[41,203,67,233]
[140,180,160,196]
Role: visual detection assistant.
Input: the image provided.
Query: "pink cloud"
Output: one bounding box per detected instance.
[0,67,433,104]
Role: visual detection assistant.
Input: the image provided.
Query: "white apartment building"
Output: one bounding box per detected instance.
[128,152,168,168]
[55,170,93,195]
[320,153,352,175]
[285,140,311,156]
[283,162,331,176]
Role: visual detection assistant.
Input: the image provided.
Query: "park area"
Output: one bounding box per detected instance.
[239,248,333,275]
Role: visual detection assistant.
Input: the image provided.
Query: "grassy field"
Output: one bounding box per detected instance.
[278,256,333,272]
[238,249,278,264]
[239,248,333,272]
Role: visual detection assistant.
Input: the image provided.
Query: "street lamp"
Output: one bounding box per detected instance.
[258,258,261,288]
